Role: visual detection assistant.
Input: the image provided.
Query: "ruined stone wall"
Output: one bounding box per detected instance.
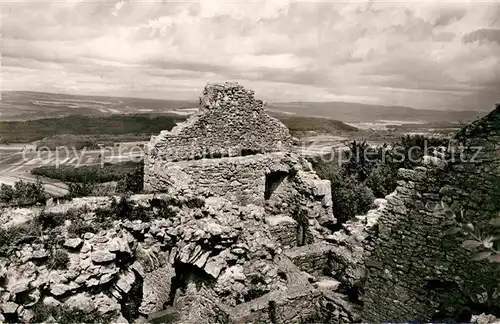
[144,82,334,244]
[144,152,334,239]
[0,194,293,322]
[144,152,293,202]
[361,105,500,322]
[0,82,354,324]
[145,82,292,164]
[284,243,334,277]
[0,190,343,324]
[265,215,298,249]
[229,256,322,323]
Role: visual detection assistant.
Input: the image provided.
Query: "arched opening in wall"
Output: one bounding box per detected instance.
[264,171,288,200]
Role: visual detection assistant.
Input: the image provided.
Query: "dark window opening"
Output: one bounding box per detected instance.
[242,148,264,156]
[264,171,288,200]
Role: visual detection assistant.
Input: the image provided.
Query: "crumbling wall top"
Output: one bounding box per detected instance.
[199,82,264,114]
[147,82,293,162]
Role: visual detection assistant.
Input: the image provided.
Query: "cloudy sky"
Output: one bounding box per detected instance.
[1,0,499,110]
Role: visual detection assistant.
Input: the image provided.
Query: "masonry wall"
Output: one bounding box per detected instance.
[144,153,293,204]
[361,114,500,322]
[144,151,335,242]
[284,243,334,277]
[145,82,292,164]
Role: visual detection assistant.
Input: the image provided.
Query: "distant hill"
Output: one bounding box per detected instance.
[0,115,186,143]
[0,90,485,123]
[268,101,485,123]
[0,114,357,144]
[0,91,197,121]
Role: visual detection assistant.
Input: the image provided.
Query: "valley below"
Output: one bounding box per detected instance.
[0,91,469,196]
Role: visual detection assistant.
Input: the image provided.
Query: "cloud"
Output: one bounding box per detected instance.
[463,28,500,45]
[1,0,499,110]
[112,0,126,17]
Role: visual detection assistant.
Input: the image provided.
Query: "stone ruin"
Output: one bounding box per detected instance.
[0,83,347,324]
[144,82,335,242]
[0,82,499,323]
[144,82,330,207]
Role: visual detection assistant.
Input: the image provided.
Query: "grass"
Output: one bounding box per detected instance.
[31,161,142,183]
[0,114,356,145]
[0,222,41,256]
[0,180,47,207]
[34,134,152,150]
[278,116,358,134]
[48,249,70,270]
[0,114,185,143]
[31,303,115,324]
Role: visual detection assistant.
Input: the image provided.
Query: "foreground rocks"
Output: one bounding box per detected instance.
[0,192,351,323]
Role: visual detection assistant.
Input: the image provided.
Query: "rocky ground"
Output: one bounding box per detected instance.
[0,193,355,323]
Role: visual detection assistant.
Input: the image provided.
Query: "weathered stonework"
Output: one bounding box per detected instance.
[0,83,347,324]
[145,82,293,163]
[325,104,500,322]
[3,84,495,323]
[144,82,335,241]
[144,82,295,199]
[360,106,500,322]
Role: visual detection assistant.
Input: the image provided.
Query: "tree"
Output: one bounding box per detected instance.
[0,184,14,203]
[117,163,144,194]
[0,179,47,206]
[68,182,94,198]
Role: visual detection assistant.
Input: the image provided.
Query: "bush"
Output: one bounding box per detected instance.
[68,182,95,198]
[96,197,151,225]
[392,134,450,169]
[311,160,375,222]
[0,222,41,256]
[344,140,380,182]
[36,212,66,229]
[48,249,70,270]
[31,303,115,324]
[365,162,398,198]
[67,219,98,237]
[0,180,46,206]
[339,135,450,199]
[0,184,14,202]
[331,173,375,222]
[116,161,144,194]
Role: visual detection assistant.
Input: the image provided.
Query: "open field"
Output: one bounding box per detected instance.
[268,101,486,123]
[0,113,358,144]
[0,91,196,121]
[0,90,469,196]
[0,144,144,196]
[0,115,185,143]
[1,90,485,123]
